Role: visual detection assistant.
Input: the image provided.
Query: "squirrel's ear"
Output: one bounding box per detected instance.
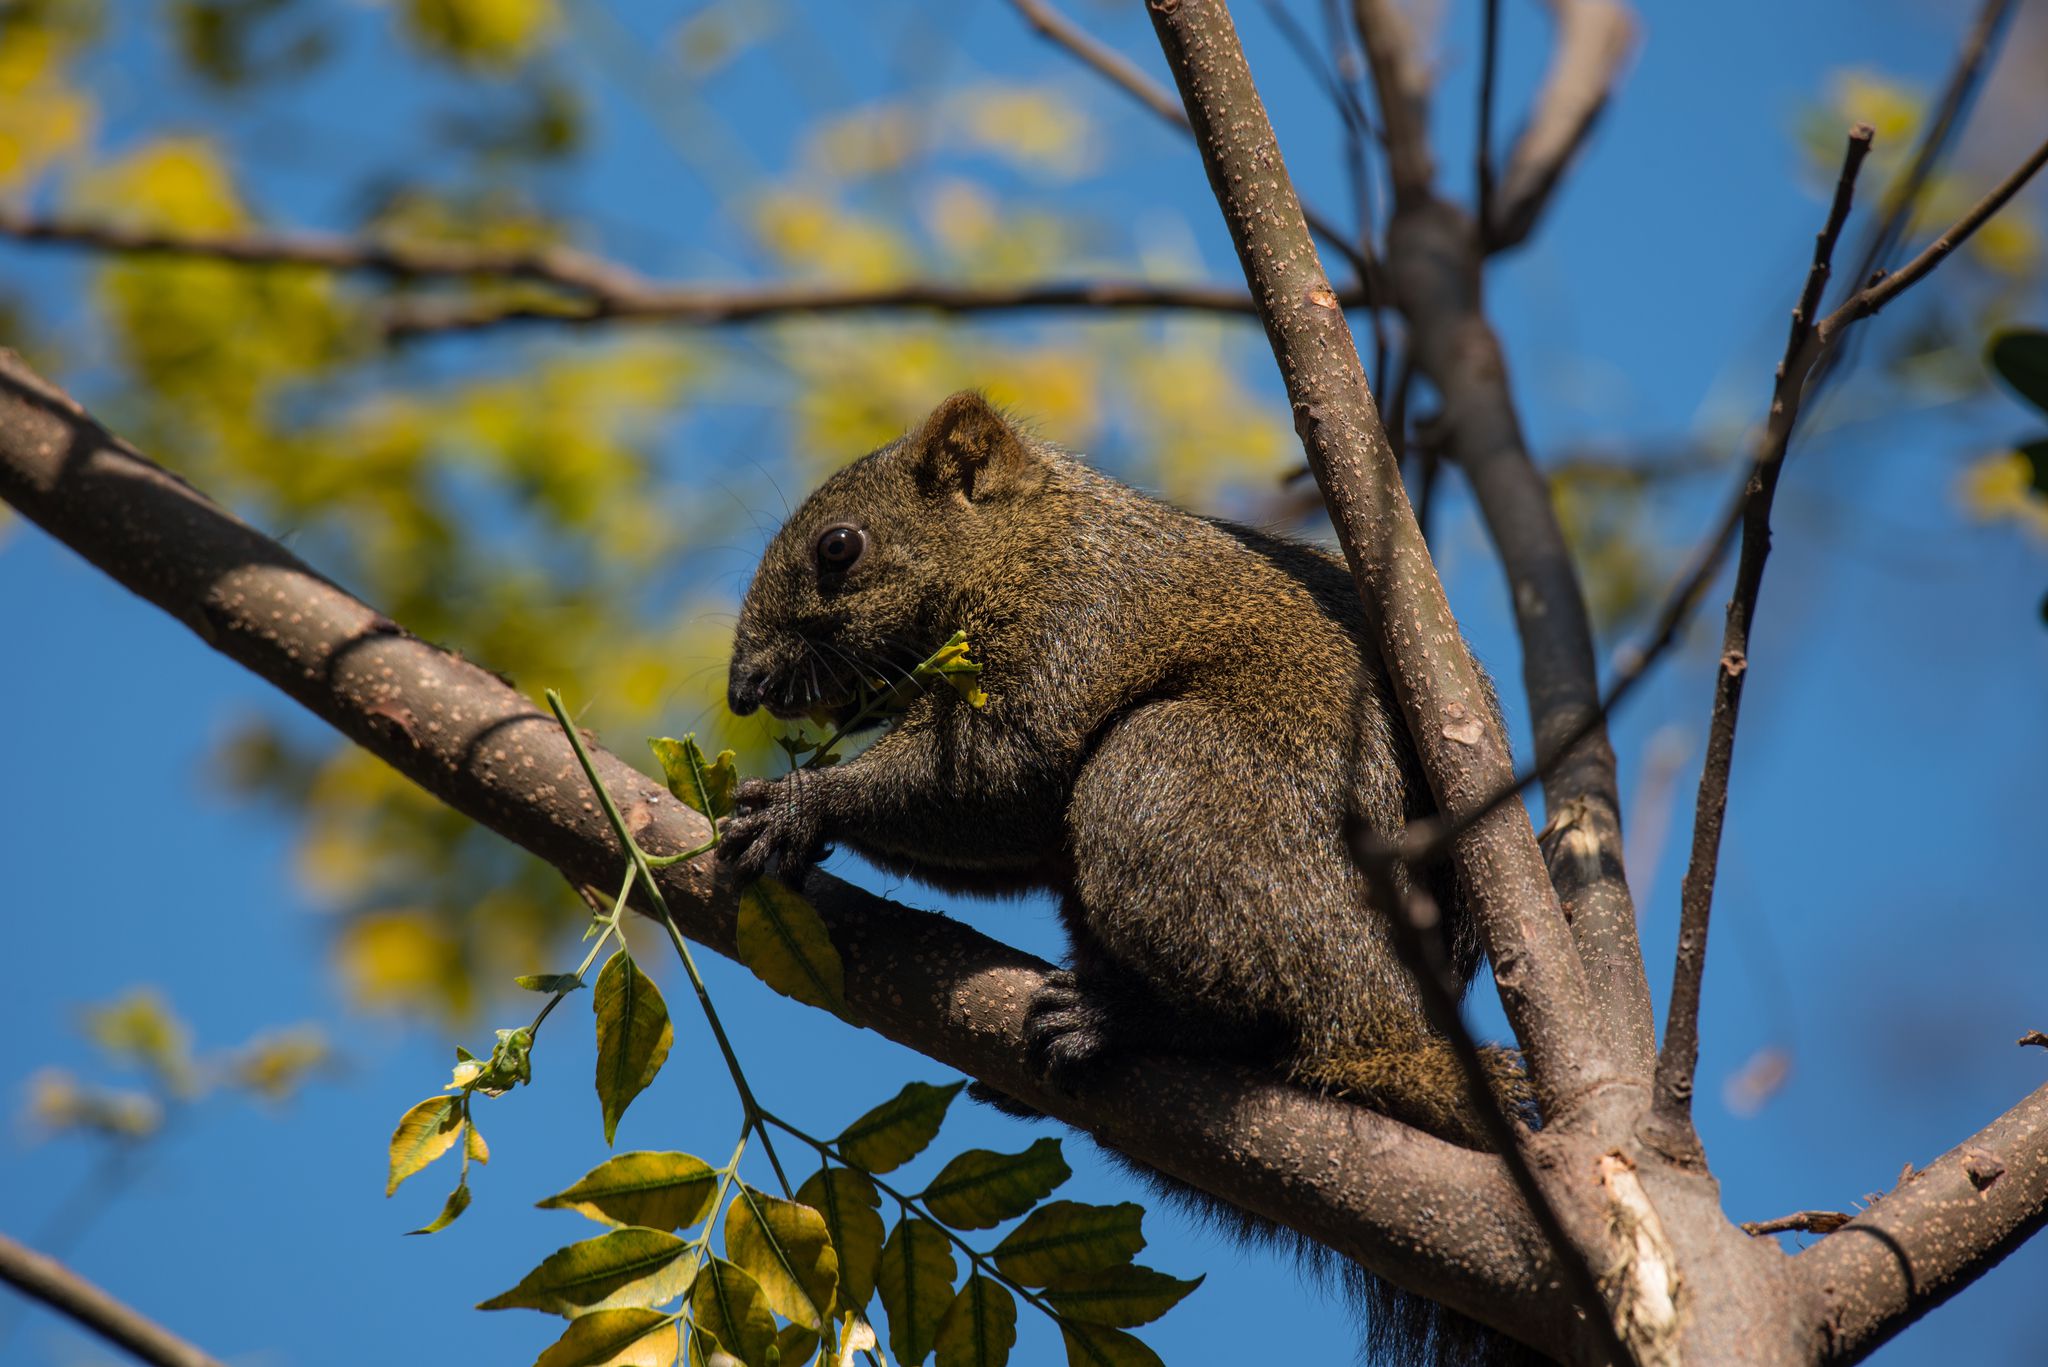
[911,391,1044,502]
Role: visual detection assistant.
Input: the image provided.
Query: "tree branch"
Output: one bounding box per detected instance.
[1351,0,1436,205]
[1145,0,1613,1120]
[0,1233,225,1367]
[1797,1081,2048,1362]
[0,350,1580,1354]
[1652,126,2048,1155]
[1003,0,1381,285]
[0,215,1371,334]
[1487,0,1638,252]
[379,277,1362,338]
[1355,0,1655,1074]
[1652,125,1874,1151]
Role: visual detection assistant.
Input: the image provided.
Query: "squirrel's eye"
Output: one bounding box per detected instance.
[814,524,866,572]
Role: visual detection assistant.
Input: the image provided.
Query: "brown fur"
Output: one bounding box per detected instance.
[723,393,1538,1366]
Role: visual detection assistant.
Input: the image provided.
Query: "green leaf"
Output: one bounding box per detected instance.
[736,879,846,1013]
[516,973,586,994]
[934,1274,1016,1367]
[725,1185,838,1330]
[537,1151,719,1230]
[650,734,738,820]
[407,1181,471,1235]
[386,1095,462,1196]
[919,1138,1070,1230]
[1057,1322,1166,1367]
[836,1081,963,1174]
[876,1216,956,1366]
[534,1307,676,1367]
[593,950,673,1145]
[465,1118,490,1165]
[1041,1266,1202,1328]
[774,1321,822,1367]
[478,1227,698,1315]
[1991,329,2048,416]
[796,1167,885,1310]
[692,1257,778,1367]
[992,1202,1145,1286]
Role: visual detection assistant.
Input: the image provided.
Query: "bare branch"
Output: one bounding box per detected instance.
[0,350,1579,1352]
[0,1233,224,1367]
[1351,0,1436,204]
[1354,0,1654,1072]
[1797,1081,2048,1362]
[1740,1211,1851,1238]
[1488,0,1638,251]
[378,277,1354,337]
[1145,0,1613,1121]
[1477,0,1502,234]
[1003,0,1380,284]
[0,208,645,296]
[1652,124,1875,1151]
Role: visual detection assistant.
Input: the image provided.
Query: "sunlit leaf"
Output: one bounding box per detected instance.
[594,950,673,1145]
[836,1081,962,1174]
[386,1095,462,1195]
[691,1257,778,1367]
[534,1308,675,1367]
[1040,1266,1202,1328]
[876,1216,956,1366]
[726,1185,838,1330]
[538,1151,720,1230]
[736,878,845,1013]
[919,1138,1069,1230]
[401,0,558,69]
[407,1181,471,1235]
[479,1228,697,1315]
[650,734,737,820]
[992,1202,1146,1286]
[465,1117,491,1165]
[934,1274,1016,1367]
[796,1167,885,1310]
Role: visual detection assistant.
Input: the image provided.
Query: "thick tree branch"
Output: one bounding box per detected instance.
[0,1233,225,1367]
[0,350,1582,1355]
[1145,0,1614,1121]
[1487,0,1637,252]
[1797,1081,2048,1362]
[1355,0,1654,1074]
[1004,0,1381,285]
[1351,0,1436,204]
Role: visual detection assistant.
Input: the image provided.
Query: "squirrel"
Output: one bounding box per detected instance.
[720,392,1535,1366]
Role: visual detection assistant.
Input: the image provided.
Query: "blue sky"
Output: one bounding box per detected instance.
[4,1,2047,1364]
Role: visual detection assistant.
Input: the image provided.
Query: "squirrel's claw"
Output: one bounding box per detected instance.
[1023,969,1120,1091]
[719,774,827,880]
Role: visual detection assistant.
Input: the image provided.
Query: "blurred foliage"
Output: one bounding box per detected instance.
[24,988,333,1145]
[0,0,1293,1023]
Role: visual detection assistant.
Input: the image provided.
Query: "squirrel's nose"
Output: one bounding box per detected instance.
[728,666,770,717]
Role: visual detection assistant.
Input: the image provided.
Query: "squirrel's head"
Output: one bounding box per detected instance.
[728,391,1049,722]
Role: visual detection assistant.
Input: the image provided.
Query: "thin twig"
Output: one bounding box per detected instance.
[380,276,1359,337]
[1003,0,1379,285]
[0,208,644,295]
[1651,127,1874,1147]
[0,1233,225,1367]
[1352,841,1631,1366]
[1477,0,1502,243]
[1741,1210,1851,1238]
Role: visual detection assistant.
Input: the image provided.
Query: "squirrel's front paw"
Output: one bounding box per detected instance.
[719,774,828,881]
[1023,969,1120,1092]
